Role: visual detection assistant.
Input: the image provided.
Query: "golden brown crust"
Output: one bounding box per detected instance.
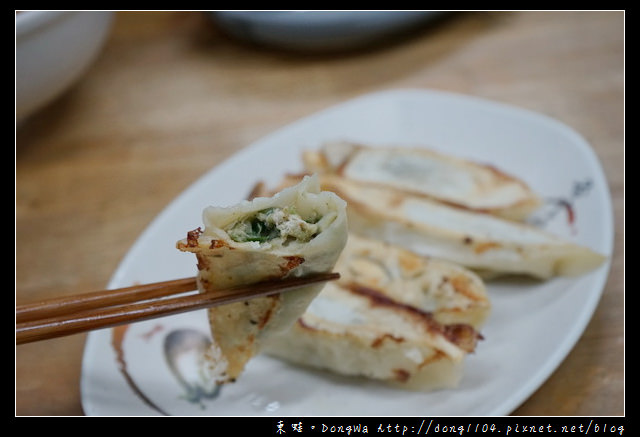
[344,282,481,353]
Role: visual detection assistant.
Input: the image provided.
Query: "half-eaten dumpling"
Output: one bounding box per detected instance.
[177,175,348,383]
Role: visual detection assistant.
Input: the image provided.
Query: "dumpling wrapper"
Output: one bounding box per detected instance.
[264,234,486,390]
[304,141,542,221]
[176,175,348,383]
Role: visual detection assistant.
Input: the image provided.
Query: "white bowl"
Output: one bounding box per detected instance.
[16,11,113,122]
[211,11,447,51]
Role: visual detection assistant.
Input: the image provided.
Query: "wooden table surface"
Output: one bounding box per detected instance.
[16,11,624,417]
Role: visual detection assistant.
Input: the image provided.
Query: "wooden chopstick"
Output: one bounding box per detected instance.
[16,277,198,324]
[16,272,339,345]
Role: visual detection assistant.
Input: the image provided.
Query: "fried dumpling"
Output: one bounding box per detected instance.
[318,174,606,279]
[177,175,348,383]
[264,234,487,389]
[333,233,490,328]
[303,141,542,221]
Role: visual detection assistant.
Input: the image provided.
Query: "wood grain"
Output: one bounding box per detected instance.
[16,11,624,416]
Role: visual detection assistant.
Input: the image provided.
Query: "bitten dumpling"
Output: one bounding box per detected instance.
[177,175,348,383]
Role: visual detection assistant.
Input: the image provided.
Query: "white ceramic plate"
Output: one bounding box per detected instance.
[80,89,613,416]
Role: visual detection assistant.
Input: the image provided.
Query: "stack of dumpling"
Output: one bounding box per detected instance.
[259,140,606,389]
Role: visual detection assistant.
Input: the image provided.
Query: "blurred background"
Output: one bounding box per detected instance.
[16,11,624,416]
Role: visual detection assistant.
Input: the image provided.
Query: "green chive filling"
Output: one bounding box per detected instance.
[227,207,320,243]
